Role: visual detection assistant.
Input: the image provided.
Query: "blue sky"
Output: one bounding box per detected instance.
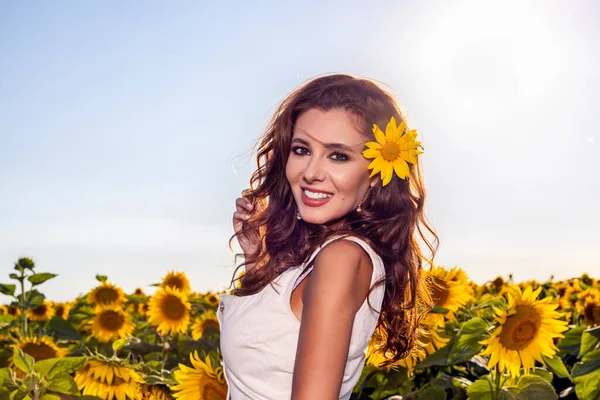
[1,0,598,302]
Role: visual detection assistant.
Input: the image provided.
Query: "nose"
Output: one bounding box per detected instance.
[302,155,325,183]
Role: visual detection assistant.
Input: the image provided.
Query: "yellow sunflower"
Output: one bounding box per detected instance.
[422,265,473,327]
[172,351,228,400]
[204,292,220,307]
[362,116,423,186]
[148,287,191,336]
[1,304,21,317]
[133,287,146,296]
[579,289,600,326]
[141,385,170,400]
[12,335,67,363]
[27,301,55,322]
[190,310,220,340]
[53,302,72,320]
[87,281,127,307]
[366,320,449,376]
[89,305,136,343]
[479,285,569,378]
[74,358,144,400]
[160,271,191,296]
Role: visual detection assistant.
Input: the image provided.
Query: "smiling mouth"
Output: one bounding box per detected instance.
[301,189,333,207]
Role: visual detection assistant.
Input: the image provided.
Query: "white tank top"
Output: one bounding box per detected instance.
[216,235,386,400]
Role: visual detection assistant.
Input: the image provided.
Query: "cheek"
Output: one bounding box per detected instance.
[330,165,369,193]
[285,158,300,184]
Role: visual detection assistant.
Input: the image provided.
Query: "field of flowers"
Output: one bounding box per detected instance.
[0,257,599,400]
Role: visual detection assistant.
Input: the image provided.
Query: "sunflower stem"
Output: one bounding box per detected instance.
[494,367,502,399]
[19,269,28,336]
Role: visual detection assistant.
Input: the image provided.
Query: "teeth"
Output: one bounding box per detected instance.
[304,189,333,199]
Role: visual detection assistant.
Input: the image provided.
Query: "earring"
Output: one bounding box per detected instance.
[296,210,302,220]
[357,186,373,212]
[356,201,363,212]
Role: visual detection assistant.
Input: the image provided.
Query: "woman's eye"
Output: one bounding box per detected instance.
[330,152,349,162]
[291,146,309,156]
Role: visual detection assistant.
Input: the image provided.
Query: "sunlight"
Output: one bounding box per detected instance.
[415,0,566,123]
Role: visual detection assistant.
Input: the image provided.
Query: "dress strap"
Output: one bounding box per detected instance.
[292,235,385,291]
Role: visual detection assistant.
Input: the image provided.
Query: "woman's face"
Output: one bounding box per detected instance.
[286,108,375,225]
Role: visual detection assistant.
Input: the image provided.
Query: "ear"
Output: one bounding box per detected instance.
[369,176,379,189]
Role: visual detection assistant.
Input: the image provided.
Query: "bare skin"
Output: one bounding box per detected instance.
[232,108,379,399]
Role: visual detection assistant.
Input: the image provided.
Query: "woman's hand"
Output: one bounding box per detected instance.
[232,195,260,259]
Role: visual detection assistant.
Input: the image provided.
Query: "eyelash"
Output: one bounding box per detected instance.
[290,146,349,162]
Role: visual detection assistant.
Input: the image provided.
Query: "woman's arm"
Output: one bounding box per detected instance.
[291,239,373,400]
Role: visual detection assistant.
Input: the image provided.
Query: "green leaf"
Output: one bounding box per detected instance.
[25,290,45,308]
[27,273,57,286]
[533,368,553,383]
[558,326,586,357]
[112,338,130,352]
[579,331,600,358]
[40,394,62,400]
[8,388,30,400]
[0,387,10,400]
[514,375,557,399]
[0,284,16,297]
[542,354,571,380]
[95,275,107,282]
[448,317,488,365]
[45,373,79,395]
[34,357,85,379]
[572,349,600,377]
[48,317,81,341]
[466,375,494,400]
[0,367,11,386]
[8,274,20,281]
[419,385,446,399]
[572,360,600,400]
[12,347,34,374]
[430,305,450,314]
[415,340,452,368]
[585,325,600,340]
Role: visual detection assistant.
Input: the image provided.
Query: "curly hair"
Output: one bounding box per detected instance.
[227,73,439,367]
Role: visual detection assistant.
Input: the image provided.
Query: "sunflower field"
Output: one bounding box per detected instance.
[1,258,599,400]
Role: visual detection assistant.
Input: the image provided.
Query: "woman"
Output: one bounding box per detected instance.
[217,73,438,399]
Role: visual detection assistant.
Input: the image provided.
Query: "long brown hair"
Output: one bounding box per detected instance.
[228,73,438,367]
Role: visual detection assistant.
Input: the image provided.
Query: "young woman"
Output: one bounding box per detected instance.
[217,74,438,400]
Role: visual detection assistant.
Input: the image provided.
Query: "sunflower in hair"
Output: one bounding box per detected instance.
[362,116,423,186]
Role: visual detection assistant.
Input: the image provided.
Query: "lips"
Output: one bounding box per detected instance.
[300,189,333,207]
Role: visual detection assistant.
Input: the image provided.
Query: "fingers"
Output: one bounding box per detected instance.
[235,197,254,212]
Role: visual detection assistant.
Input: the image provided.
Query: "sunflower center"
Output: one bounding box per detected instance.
[161,295,186,320]
[8,306,19,316]
[164,277,184,290]
[381,142,400,162]
[429,277,450,307]
[20,342,58,362]
[499,304,542,350]
[583,303,600,326]
[33,304,47,316]
[95,288,119,304]
[55,306,65,318]
[99,310,125,331]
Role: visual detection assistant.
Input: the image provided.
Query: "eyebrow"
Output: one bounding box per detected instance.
[290,137,359,153]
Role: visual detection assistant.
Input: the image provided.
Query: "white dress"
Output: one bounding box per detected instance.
[216,235,387,400]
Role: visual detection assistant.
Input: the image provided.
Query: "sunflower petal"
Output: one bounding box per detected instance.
[393,158,410,179]
[362,148,382,159]
[373,124,386,145]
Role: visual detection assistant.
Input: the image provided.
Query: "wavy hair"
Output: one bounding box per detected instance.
[227,73,439,367]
